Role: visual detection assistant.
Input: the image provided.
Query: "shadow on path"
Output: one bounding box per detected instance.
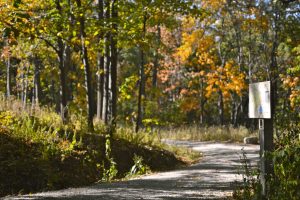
[4,142,259,200]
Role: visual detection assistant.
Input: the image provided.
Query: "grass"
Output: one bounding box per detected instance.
[0,98,191,197]
[158,125,257,143]
[113,126,202,163]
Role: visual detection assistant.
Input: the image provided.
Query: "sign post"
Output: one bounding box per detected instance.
[249,81,273,198]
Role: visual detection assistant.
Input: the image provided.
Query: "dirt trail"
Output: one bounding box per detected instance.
[4,142,259,200]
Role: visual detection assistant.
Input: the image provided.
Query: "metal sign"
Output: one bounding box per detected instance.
[249,81,271,119]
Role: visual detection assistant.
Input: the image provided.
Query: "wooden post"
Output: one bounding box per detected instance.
[259,118,273,197]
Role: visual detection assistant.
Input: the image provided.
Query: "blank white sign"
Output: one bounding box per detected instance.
[249,81,271,119]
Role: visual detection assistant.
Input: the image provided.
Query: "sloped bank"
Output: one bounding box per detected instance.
[0,130,184,197]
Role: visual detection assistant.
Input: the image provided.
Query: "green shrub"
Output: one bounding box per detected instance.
[233,122,300,200]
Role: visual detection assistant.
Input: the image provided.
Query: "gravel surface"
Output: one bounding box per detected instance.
[3,141,259,200]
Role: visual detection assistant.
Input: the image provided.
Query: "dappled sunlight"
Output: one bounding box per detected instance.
[7,142,259,200]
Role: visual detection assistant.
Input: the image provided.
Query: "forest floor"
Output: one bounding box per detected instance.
[3,141,259,200]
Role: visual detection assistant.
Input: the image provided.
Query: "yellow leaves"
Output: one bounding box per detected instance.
[182,16,196,30]
[176,26,215,68]
[84,40,90,46]
[199,70,205,76]
[176,45,192,62]
[282,75,300,109]
[201,0,225,11]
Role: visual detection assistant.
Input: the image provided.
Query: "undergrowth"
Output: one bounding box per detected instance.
[0,98,187,197]
[232,120,300,200]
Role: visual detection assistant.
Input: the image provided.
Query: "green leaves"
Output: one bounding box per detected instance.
[13,0,22,8]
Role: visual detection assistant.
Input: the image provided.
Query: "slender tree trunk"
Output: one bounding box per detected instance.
[103,0,111,124]
[6,55,11,98]
[56,0,69,123]
[6,41,11,98]
[110,0,118,129]
[64,45,72,101]
[270,4,279,115]
[58,41,68,123]
[76,0,94,130]
[96,0,105,121]
[23,66,30,109]
[102,44,110,124]
[199,78,205,125]
[20,66,25,104]
[136,14,147,133]
[33,57,41,106]
[152,24,161,88]
[66,0,75,103]
[218,90,224,125]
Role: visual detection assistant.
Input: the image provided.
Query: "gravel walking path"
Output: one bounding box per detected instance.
[4,142,259,200]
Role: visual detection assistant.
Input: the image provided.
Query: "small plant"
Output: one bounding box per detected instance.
[232,149,261,200]
[102,135,118,182]
[127,154,150,178]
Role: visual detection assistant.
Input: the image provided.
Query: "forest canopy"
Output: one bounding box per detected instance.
[0,0,299,130]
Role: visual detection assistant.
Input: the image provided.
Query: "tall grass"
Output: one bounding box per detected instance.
[158,125,256,143]
[114,127,162,147]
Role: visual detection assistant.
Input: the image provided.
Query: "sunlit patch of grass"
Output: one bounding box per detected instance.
[114,127,163,147]
[113,127,202,164]
[159,125,257,143]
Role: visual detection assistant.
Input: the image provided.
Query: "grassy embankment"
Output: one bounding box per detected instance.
[0,98,200,197]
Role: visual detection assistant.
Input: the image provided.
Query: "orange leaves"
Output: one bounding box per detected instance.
[1,46,11,59]
[205,61,246,100]
[180,96,199,112]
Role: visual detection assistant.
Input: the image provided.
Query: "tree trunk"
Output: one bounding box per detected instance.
[23,66,30,109]
[56,0,69,123]
[20,66,25,103]
[6,41,11,98]
[152,24,161,88]
[103,0,111,124]
[199,78,205,125]
[57,39,68,123]
[218,90,224,125]
[6,54,11,98]
[33,57,41,106]
[110,0,118,129]
[76,0,94,130]
[136,14,147,133]
[96,0,105,121]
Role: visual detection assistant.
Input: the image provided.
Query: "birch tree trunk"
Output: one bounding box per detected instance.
[102,0,111,124]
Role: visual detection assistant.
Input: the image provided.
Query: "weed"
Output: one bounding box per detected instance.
[102,135,118,182]
[126,154,151,178]
[232,149,261,200]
